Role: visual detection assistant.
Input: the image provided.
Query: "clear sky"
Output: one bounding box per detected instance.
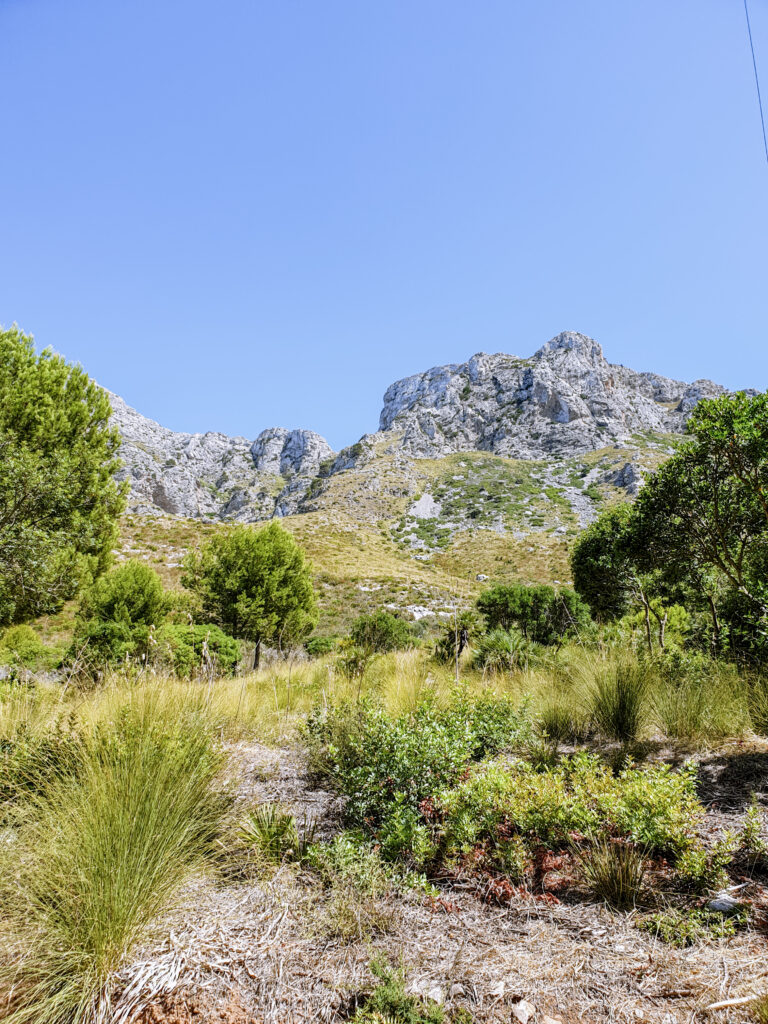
[1,0,767,451]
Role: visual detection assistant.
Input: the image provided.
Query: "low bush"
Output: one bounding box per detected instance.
[305,635,339,657]
[476,583,592,646]
[306,834,398,942]
[675,832,737,893]
[351,960,447,1024]
[350,611,414,653]
[0,626,59,672]
[637,906,748,947]
[436,754,702,870]
[154,623,240,678]
[304,691,530,836]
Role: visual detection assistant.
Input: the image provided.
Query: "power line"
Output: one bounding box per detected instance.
[743,0,768,171]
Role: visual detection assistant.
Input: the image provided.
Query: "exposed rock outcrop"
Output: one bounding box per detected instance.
[378,331,728,459]
[110,393,335,520]
[110,331,749,524]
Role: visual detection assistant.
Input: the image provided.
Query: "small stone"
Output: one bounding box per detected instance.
[449,984,466,999]
[488,980,505,999]
[511,1000,536,1024]
[542,1017,563,1024]
[426,985,445,1005]
[706,894,741,914]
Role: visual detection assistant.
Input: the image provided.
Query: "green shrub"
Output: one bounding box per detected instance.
[154,623,240,678]
[739,794,767,863]
[305,635,339,657]
[350,611,414,653]
[306,835,398,942]
[437,754,702,869]
[476,583,592,646]
[304,691,530,836]
[78,560,168,628]
[0,625,58,671]
[71,560,168,668]
[351,960,446,1024]
[675,832,736,893]
[587,658,650,742]
[637,907,747,947]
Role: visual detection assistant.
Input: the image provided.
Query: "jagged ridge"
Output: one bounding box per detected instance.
[110,331,745,523]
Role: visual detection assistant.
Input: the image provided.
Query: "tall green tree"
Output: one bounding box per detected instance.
[631,392,768,654]
[181,521,317,668]
[0,326,126,623]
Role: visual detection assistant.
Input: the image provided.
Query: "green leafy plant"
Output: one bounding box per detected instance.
[154,623,240,678]
[238,802,315,864]
[637,906,748,947]
[675,832,737,893]
[351,959,447,1024]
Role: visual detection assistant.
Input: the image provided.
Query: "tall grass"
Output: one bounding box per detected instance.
[651,662,750,742]
[584,654,650,743]
[0,687,227,1024]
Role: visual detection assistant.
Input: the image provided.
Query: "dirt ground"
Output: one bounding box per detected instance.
[114,742,768,1024]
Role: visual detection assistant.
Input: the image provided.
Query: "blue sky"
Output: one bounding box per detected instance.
[1,0,767,451]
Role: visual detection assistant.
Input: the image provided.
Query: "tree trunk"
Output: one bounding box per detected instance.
[253,638,261,671]
[640,592,653,653]
[708,594,721,653]
[658,611,668,650]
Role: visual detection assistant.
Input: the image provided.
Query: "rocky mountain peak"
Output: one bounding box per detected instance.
[376,332,728,459]
[534,330,606,366]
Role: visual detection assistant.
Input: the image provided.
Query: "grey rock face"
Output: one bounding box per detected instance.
[378,331,728,459]
[110,393,335,520]
[110,331,744,523]
[251,427,333,478]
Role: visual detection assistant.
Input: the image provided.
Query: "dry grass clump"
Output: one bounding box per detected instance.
[0,686,228,1024]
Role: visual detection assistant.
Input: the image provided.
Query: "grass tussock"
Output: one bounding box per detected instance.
[575,839,647,909]
[0,687,228,1024]
[584,655,650,744]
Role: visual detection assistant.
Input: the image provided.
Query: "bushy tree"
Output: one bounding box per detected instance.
[349,610,414,654]
[72,560,168,666]
[570,504,639,622]
[182,522,317,668]
[476,583,591,647]
[632,392,768,656]
[154,623,240,678]
[0,326,126,623]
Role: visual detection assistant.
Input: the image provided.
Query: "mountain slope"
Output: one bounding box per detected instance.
[112,330,737,527]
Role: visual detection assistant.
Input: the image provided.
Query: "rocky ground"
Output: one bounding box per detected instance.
[113,741,768,1024]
